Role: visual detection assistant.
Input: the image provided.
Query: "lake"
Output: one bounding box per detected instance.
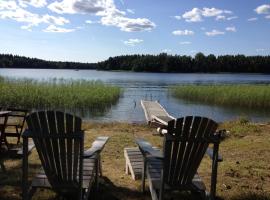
[1,68,270,122]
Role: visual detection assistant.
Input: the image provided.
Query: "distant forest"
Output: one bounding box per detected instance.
[0,54,96,69]
[97,53,270,73]
[1,53,270,73]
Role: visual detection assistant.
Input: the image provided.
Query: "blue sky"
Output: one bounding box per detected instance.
[0,0,270,62]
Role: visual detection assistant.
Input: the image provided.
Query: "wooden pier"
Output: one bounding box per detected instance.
[141,100,175,127]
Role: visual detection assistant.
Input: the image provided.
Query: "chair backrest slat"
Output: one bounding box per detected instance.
[26,111,83,192]
[163,116,218,187]
[47,111,63,180]
[55,111,67,181]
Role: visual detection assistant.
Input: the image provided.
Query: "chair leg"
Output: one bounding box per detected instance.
[0,160,6,172]
[210,143,220,200]
[142,157,146,193]
[98,155,102,177]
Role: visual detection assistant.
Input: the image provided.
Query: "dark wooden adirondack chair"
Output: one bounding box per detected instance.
[22,111,109,200]
[136,116,222,200]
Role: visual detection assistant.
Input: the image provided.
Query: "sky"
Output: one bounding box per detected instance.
[0,0,270,63]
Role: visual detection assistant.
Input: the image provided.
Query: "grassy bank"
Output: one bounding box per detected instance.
[0,77,121,111]
[171,85,270,109]
[0,120,269,200]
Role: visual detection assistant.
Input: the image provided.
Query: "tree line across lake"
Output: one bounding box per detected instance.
[1,53,270,73]
[0,54,96,69]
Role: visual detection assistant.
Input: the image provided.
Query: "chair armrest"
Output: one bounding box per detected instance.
[135,138,163,159]
[206,147,223,162]
[84,136,109,158]
[22,129,33,138]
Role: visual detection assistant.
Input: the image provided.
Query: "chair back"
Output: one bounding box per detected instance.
[26,111,84,195]
[163,116,218,187]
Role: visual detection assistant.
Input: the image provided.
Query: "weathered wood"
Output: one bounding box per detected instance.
[2,108,28,144]
[124,147,160,180]
[141,100,175,127]
[23,111,109,200]
[136,116,222,200]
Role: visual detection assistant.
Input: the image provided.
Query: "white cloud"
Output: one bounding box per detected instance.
[255,4,270,14]
[47,0,76,14]
[123,38,143,46]
[216,15,226,21]
[182,8,202,22]
[247,17,258,21]
[226,26,236,32]
[18,0,47,8]
[162,49,172,53]
[172,29,194,36]
[48,0,155,32]
[180,41,191,45]
[227,16,238,20]
[0,1,70,31]
[174,15,181,20]
[205,29,225,36]
[126,9,134,14]
[43,25,75,33]
[182,7,233,22]
[85,19,99,24]
[100,15,155,32]
[86,19,94,24]
[202,7,223,17]
[256,48,266,52]
[42,14,69,25]
[0,1,18,10]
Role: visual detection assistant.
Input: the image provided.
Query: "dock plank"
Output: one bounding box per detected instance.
[141,100,175,127]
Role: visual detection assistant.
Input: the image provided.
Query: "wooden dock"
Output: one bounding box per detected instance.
[141,100,175,127]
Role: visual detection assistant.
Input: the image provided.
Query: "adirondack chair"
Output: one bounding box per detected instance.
[22,111,109,200]
[136,116,222,200]
[3,108,28,144]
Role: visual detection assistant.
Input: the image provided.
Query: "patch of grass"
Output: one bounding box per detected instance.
[0,122,269,199]
[0,77,121,111]
[171,85,270,109]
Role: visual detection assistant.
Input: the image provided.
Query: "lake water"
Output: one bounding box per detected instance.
[1,68,270,122]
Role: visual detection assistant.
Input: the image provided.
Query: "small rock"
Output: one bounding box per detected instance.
[236,161,240,164]
[222,184,231,190]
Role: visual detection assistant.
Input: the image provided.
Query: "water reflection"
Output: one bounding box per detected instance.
[0,69,270,122]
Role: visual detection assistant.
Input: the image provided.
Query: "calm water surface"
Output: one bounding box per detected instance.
[1,68,270,122]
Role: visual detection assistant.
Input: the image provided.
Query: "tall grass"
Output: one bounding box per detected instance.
[0,77,121,112]
[171,84,270,109]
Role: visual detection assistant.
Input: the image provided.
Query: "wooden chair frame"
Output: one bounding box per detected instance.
[22,111,109,200]
[2,108,28,144]
[136,116,223,200]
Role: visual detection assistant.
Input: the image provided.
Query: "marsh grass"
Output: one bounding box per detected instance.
[0,77,121,111]
[171,85,270,109]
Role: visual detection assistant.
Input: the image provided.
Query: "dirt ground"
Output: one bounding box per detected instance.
[0,120,269,200]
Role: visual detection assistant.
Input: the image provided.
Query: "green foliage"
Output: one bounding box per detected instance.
[171,84,270,109]
[220,118,262,138]
[0,77,121,111]
[97,53,270,73]
[2,53,270,73]
[0,54,96,69]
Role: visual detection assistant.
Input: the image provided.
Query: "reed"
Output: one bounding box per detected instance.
[171,84,270,109]
[0,77,121,111]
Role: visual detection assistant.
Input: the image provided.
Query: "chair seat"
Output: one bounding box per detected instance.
[5,123,22,127]
[32,157,96,189]
[147,158,206,192]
